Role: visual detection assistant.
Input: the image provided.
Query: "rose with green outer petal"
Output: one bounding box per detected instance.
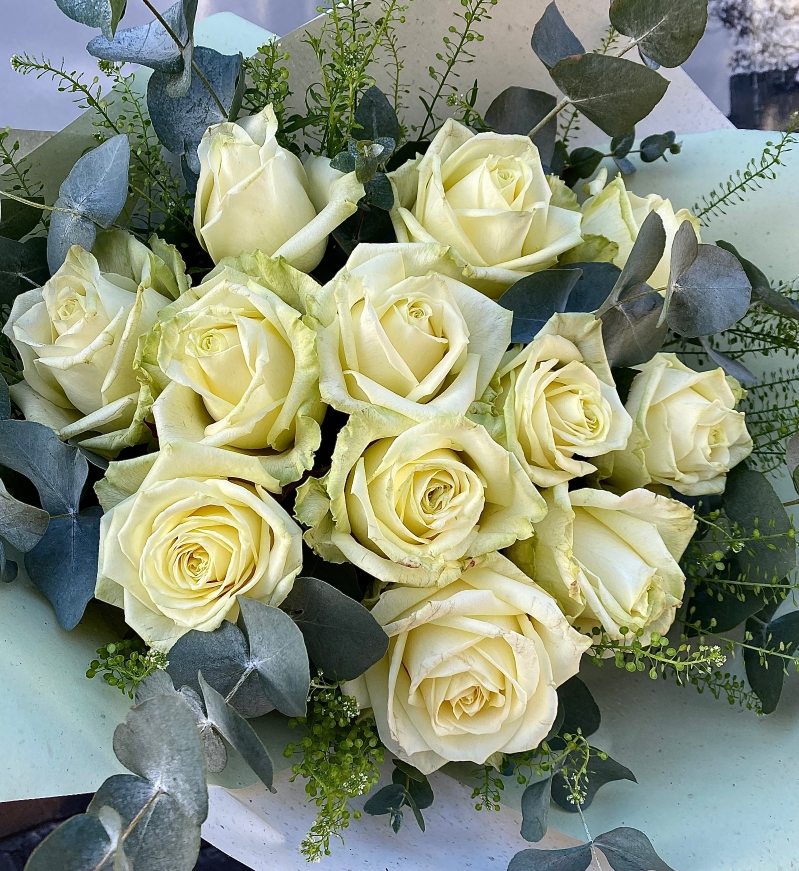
[476,313,632,488]
[96,441,302,651]
[389,119,583,298]
[295,410,546,587]
[580,168,701,291]
[194,105,364,273]
[139,259,325,487]
[3,231,186,456]
[345,552,591,774]
[506,485,696,644]
[307,242,511,420]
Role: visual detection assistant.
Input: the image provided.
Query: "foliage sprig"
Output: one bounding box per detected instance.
[86,639,167,698]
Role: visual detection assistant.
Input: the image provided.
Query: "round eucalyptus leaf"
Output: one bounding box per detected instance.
[364,783,407,816]
[23,813,112,871]
[520,777,551,842]
[530,1,585,69]
[557,676,600,737]
[593,826,676,871]
[745,610,799,714]
[610,0,708,68]
[551,750,636,812]
[508,843,593,871]
[0,479,49,552]
[354,85,400,143]
[54,0,127,40]
[498,269,583,343]
[610,129,635,158]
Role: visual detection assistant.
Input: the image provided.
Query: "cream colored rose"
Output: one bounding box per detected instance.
[307,242,511,419]
[295,412,546,587]
[609,354,753,496]
[346,552,590,774]
[507,485,696,643]
[194,106,364,272]
[3,232,186,455]
[481,313,632,488]
[139,259,325,487]
[96,441,302,650]
[390,119,583,297]
[580,169,701,290]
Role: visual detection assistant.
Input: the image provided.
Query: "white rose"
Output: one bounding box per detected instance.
[194,106,364,272]
[390,119,583,297]
[346,552,590,774]
[295,412,546,587]
[307,242,511,420]
[507,485,696,643]
[609,353,753,496]
[480,313,632,487]
[3,232,185,455]
[580,169,701,290]
[139,258,325,487]
[95,441,302,650]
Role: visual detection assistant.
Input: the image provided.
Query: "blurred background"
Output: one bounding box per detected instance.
[1,0,798,132]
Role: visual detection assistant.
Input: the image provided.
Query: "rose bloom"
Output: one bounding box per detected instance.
[308,242,511,419]
[295,413,546,587]
[194,105,363,272]
[480,313,632,488]
[140,259,325,487]
[346,553,590,774]
[608,353,753,496]
[3,231,185,455]
[390,119,583,297]
[580,168,701,291]
[507,485,696,643]
[96,441,302,650]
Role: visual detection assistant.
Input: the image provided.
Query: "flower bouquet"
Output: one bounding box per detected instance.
[2,0,798,869]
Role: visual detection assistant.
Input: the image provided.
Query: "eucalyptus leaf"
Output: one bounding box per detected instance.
[54,0,127,40]
[365,172,395,210]
[549,54,668,137]
[688,573,768,635]
[0,542,18,583]
[531,2,585,69]
[498,269,583,343]
[551,750,636,811]
[280,576,389,681]
[364,783,407,815]
[569,147,604,179]
[611,211,667,300]
[0,479,49,551]
[520,777,551,842]
[558,676,600,737]
[640,132,675,163]
[88,774,201,871]
[403,789,426,832]
[48,135,131,273]
[665,228,752,337]
[639,48,661,70]
[23,812,112,871]
[113,693,208,825]
[0,197,44,240]
[561,261,621,313]
[199,673,274,789]
[0,419,88,514]
[0,236,50,304]
[87,0,192,74]
[148,47,242,174]
[166,618,273,718]
[178,685,228,773]
[745,608,799,714]
[354,85,400,143]
[723,466,795,584]
[716,239,799,320]
[610,130,635,159]
[484,87,558,162]
[238,596,310,717]
[392,764,434,809]
[508,844,593,871]
[697,337,757,385]
[609,0,708,67]
[614,156,636,175]
[600,282,667,368]
[593,826,675,871]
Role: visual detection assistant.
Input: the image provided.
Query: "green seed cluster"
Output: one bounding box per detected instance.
[284,680,385,862]
[86,640,167,698]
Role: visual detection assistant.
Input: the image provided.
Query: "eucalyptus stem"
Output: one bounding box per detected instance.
[140,0,229,118]
[0,189,58,213]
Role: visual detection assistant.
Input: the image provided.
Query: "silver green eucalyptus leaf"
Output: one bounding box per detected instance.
[592,827,676,871]
[601,280,667,368]
[199,673,275,789]
[0,479,49,552]
[531,2,585,69]
[354,85,401,143]
[55,0,127,40]
[610,0,708,68]
[484,87,558,162]
[47,134,131,273]
[23,813,113,871]
[237,596,311,718]
[498,269,583,343]
[549,54,668,138]
[520,777,551,843]
[147,47,241,175]
[697,336,757,385]
[508,843,593,871]
[113,693,208,825]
